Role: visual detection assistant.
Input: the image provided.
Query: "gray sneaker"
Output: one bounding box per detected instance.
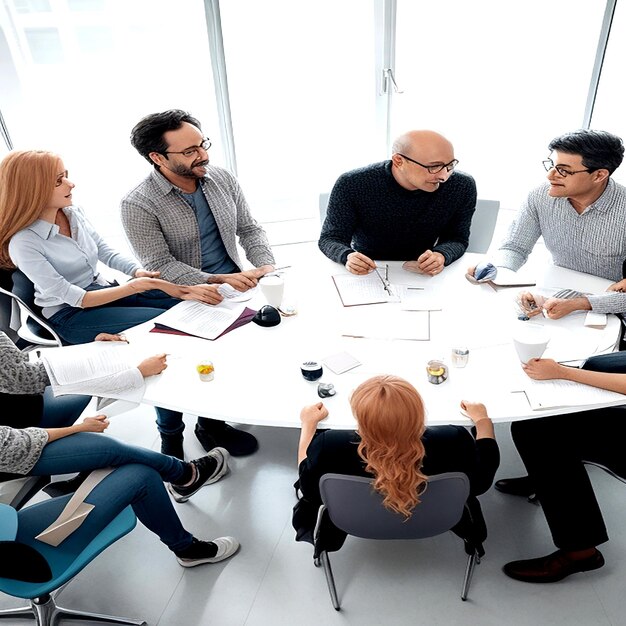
[176,536,240,567]
[167,447,230,503]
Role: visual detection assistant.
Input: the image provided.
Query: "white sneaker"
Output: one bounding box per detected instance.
[167,447,230,503]
[176,537,240,567]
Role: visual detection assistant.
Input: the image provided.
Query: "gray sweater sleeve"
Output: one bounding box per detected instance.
[0,332,50,394]
[0,425,49,474]
[587,292,626,314]
[492,188,543,271]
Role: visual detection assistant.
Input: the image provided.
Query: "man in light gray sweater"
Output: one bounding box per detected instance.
[469,129,626,318]
[122,110,275,458]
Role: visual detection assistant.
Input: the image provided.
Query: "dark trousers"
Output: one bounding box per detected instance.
[512,408,626,550]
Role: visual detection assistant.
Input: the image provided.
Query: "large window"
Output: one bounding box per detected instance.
[0,0,623,245]
[394,0,607,210]
[589,0,626,186]
[220,0,377,222]
[0,0,220,250]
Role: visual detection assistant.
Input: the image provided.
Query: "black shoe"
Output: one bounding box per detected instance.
[167,447,230,503]
[195,421,258,457]
[495,475,535,498]
[175,537,239,567]
[42,471,89,498]
[160,433,185,460]
[503,549,605,583]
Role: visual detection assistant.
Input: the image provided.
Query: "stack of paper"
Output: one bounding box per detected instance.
[150,300,248,340]
[40,342,144,403]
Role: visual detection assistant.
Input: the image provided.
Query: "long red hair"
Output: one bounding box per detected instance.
[0,150,60,268]
[351,375,428,517]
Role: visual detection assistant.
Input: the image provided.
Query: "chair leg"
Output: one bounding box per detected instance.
[320,550,341,611]
[24,594,147,626]
[0,604,34,620]
[461,551,480,601]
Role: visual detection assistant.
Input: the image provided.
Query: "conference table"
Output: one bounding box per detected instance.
[123,247,624,430]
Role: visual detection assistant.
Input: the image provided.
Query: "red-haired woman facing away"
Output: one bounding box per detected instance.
[294,375,499,549]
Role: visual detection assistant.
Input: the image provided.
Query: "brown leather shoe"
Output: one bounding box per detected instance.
[503,549,604,583]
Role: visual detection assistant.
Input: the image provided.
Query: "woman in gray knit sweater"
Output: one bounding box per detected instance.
[0,331,239,567]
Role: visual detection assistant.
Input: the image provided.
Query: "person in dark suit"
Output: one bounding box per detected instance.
[293,375,499,549]
[502,352,626,583]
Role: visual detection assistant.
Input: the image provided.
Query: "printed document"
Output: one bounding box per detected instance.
[332,274,400,306]
[151,300,246,340]
[40,342,145,402]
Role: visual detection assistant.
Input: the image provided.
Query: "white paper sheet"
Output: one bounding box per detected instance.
[524,378,626,410]
[151,300,245,340]
[332,274,399,306]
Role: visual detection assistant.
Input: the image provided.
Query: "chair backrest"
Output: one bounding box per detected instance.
[319,192,330,224]
[319,472,470,540]
[467,199,500,254]
[0,270,63,348]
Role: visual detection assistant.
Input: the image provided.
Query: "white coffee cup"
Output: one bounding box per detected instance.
[513,326,550,364]
[259,275,284,308]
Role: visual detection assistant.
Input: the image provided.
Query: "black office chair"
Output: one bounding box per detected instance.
[313,472,485,609]
[0,269,63,350]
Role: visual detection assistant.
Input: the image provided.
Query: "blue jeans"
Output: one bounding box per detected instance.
[29,433,193,552]
[41,387,91,428]
[47,288,181,345]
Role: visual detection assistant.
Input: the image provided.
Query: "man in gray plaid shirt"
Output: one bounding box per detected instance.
[122,109,276,459]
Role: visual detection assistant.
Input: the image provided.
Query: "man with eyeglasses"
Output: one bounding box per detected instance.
[468,129,626,319]
[121,109,275,459]
[469,130,626,583]
[318,130,477,276]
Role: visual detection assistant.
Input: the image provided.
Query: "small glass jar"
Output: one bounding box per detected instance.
[426,360,448,385]
[196,360,215,382]
[451,347,469,368]
[301,361,323,381]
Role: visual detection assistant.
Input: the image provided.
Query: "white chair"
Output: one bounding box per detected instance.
[467,199,500,254]
[319,192,330,224]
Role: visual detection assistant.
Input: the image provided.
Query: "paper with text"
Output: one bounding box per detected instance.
[41,342,145,402]
[151,300,246,340]
[524,378,626,410]
[332,274,400,306]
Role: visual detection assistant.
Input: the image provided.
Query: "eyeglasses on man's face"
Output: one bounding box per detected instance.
[398,153,459,174]
[165,138,212,158]
[542,158,591,177]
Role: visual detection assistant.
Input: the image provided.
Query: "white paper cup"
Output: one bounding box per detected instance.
[259,275,284,308]
[513,326,550,364]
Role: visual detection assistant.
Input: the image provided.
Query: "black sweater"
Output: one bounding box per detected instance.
[318,161,477,265]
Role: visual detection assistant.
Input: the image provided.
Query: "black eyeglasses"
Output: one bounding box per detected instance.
[165,138,211,158]
[542,158,591,177]
[398,153,458,174]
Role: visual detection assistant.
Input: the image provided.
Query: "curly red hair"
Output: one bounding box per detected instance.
[351,375,428,517]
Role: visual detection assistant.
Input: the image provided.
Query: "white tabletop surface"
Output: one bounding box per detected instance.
[123,249,624,430]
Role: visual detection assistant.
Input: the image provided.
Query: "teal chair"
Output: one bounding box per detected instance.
[0,498,146,626]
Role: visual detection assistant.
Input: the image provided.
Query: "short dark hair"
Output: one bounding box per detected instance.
[548,129,624,175]
[130,109,202,166]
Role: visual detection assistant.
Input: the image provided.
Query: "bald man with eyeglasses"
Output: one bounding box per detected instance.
[318,130,477,276]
